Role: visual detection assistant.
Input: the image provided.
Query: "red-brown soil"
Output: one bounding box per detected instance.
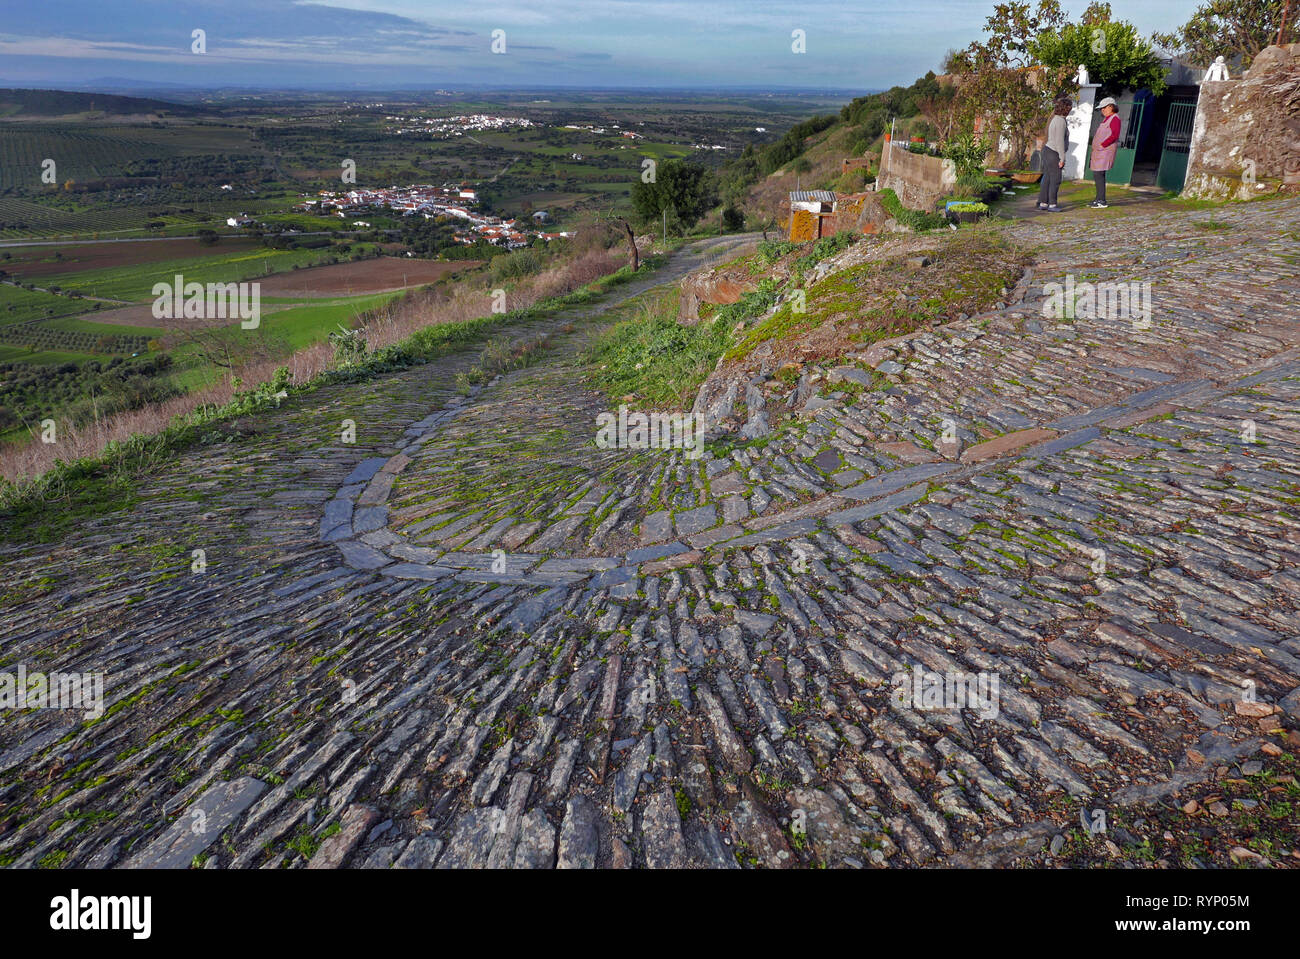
[1,238,265,277]
[255,257,481,297]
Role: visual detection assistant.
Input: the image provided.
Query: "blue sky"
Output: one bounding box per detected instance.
[0,0,1202,91]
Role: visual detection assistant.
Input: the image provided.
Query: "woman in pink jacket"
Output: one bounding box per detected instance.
[1090,96,1122,209]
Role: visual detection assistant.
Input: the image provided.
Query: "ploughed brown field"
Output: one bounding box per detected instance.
[255,256,480,297]
[0,237,267,277]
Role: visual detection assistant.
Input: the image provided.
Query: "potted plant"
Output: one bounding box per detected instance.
[946,201,989,224]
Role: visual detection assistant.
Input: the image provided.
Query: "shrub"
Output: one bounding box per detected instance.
[879,188,946,231]
[489,248,542,284]
[943,134,990,179]
[794,231,857,273]
[328,325,367,366]
[955,170,995,198]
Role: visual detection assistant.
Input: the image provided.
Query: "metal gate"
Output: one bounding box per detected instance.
[1156,99,1197,192]
[1110,97,1145,185]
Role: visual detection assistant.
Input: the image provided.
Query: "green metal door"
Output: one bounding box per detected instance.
[1110,98,1145,185]
[1156,99,1197,193]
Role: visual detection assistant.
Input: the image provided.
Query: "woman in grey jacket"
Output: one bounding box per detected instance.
[1037,97,1071,212]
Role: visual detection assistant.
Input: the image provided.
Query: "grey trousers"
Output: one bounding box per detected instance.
[1038,148,1062,206]
[1094,169,1108,204]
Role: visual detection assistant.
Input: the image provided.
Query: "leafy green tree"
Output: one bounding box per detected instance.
[630,160,717,228]
[949,1,1069,167]
[1153,0,1291,70]
[1033,17,1168,95]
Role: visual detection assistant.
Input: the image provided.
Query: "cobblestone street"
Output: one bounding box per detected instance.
[2,199,1298,870]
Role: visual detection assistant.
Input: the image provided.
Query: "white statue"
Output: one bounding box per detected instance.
[1204,56,1230,81]
[1075,64,1090,85]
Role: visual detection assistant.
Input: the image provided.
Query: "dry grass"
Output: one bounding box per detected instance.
[0,247,627,484]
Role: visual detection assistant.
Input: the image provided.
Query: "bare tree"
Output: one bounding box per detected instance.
[600,209,639,271]
[174,323,287,382]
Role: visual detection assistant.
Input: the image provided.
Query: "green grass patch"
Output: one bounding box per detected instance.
[587,288,731,406]
[0,284,101,325]
[39,246,352,302]
[879,188,946,231]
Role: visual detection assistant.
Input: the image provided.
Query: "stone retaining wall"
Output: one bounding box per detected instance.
[877,143,956,211]
[1184,43,1300,200]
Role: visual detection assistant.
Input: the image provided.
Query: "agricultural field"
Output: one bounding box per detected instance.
[31,243,375,302]
[255,256,479,298]
[0,88,829,239]
[0,234,391,368]
[166,292,401,390]
[0,124,179,186]
[0,236,268,277]
[0,315,160,356]
[0,85,827,450]
[0,283,101,325]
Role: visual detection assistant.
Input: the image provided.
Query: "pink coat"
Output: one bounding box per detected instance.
[1091,113,1121,171]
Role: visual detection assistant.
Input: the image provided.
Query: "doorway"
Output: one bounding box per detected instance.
[1106,86,1199,191]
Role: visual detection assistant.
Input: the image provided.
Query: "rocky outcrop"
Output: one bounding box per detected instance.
[825,191,896,235]
[678,264,760,324]
[1184,43,1300,200]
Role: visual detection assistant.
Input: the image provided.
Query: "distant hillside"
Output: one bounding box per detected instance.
[716,71,952,225]
[0,88,200,118]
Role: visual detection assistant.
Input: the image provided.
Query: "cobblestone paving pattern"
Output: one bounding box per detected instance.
[1,203,1298,869]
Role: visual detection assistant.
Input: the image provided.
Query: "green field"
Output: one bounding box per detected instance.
[39,245,368,301]
[245,294,397,352]
[167,292,400,390]
[0,345,98,365]
[0,315,160,356]
[0,236,390,368]
[0,284,101,324]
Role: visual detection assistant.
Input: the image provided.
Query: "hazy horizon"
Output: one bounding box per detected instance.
[2,0,1202,93]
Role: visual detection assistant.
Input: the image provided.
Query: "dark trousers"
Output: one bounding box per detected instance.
[1038,148,1062,206]
[1094,169,1108,204]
